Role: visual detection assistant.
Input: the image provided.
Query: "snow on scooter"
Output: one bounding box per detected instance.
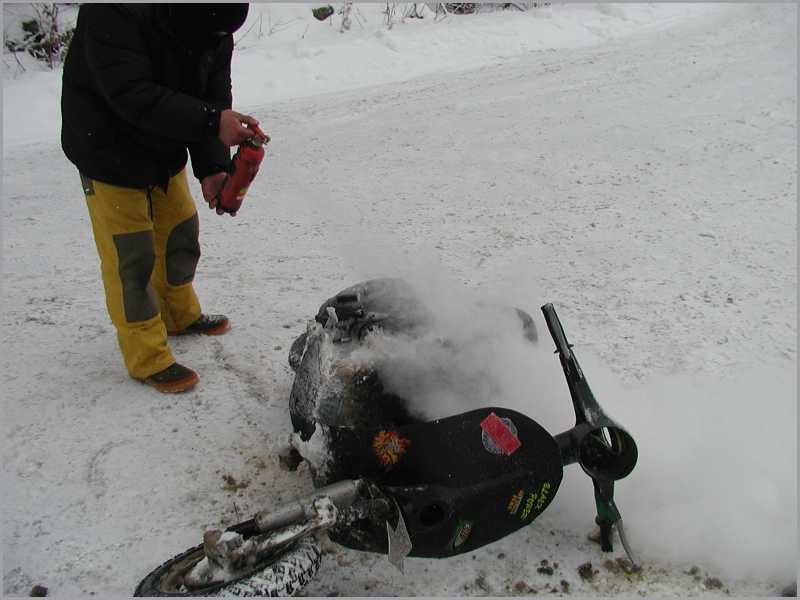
[134,278,639,597]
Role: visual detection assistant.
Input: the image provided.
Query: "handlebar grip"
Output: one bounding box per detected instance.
[541,303,572,358]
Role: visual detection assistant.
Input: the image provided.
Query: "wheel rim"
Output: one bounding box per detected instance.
[156,541,306,595]
[158,547,207,594]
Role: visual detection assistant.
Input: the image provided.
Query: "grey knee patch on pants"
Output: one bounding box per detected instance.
[166,213,200,286]
[113,230,159,323]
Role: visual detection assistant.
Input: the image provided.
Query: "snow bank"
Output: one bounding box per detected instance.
[230,3,712,108]
[2,3,712,149]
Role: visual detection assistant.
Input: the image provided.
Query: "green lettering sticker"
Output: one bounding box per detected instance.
[520,482,552,521]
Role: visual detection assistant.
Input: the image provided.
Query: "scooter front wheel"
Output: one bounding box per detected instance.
[133,534,322,597]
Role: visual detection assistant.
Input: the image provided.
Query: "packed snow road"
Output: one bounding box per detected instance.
[2,3,795,597]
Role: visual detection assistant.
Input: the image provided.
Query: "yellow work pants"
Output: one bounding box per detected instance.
[83,169,202,379]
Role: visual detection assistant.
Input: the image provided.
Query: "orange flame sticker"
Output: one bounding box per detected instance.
[372,431,411,466]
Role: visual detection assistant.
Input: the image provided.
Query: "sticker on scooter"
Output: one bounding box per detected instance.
[507,489,525,515]
[480,413,521,455]
[450,519,474,549]
[372,430,411,466]
[520,482,552,520]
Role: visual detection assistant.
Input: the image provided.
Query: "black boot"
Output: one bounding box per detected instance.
[169,314,231,336]
[140,363,199,393]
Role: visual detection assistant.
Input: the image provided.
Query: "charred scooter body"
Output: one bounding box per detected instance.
[288,279,638,562]
[133,279,639,596]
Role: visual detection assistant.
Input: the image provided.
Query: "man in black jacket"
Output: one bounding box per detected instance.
[62,4,256,393]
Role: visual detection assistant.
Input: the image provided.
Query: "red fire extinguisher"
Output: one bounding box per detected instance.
[216,125,270,216]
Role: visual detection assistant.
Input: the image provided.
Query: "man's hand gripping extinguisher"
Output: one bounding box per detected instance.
[216,126,270,216]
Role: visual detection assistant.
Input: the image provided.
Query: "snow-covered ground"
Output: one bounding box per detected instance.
[2,2,796,597]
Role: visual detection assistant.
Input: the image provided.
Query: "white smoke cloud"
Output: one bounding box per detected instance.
[596,364,798,582]
[333,241,796,584]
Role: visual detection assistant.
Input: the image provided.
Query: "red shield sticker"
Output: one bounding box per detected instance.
[480,413,522,456]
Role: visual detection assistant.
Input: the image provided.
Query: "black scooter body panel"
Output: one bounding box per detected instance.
[321,407,563,558]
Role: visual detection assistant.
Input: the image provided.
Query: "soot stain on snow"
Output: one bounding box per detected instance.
[475,573,491,593]
[221,474,250,492]
[23,316,56,326]
[463,572,492,594]
[210,339,271,405]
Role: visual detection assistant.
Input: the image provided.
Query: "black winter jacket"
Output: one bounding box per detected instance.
[61,4,237,191]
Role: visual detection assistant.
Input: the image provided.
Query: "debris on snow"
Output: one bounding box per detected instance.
[704,576,725,590]
[603,557,641,576]
[538,558,555,576]
[578,562,597,581]
[513,580,537,594]
[221,474,250,492]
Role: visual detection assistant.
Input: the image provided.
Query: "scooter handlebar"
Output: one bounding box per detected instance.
[542,303,639,566]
